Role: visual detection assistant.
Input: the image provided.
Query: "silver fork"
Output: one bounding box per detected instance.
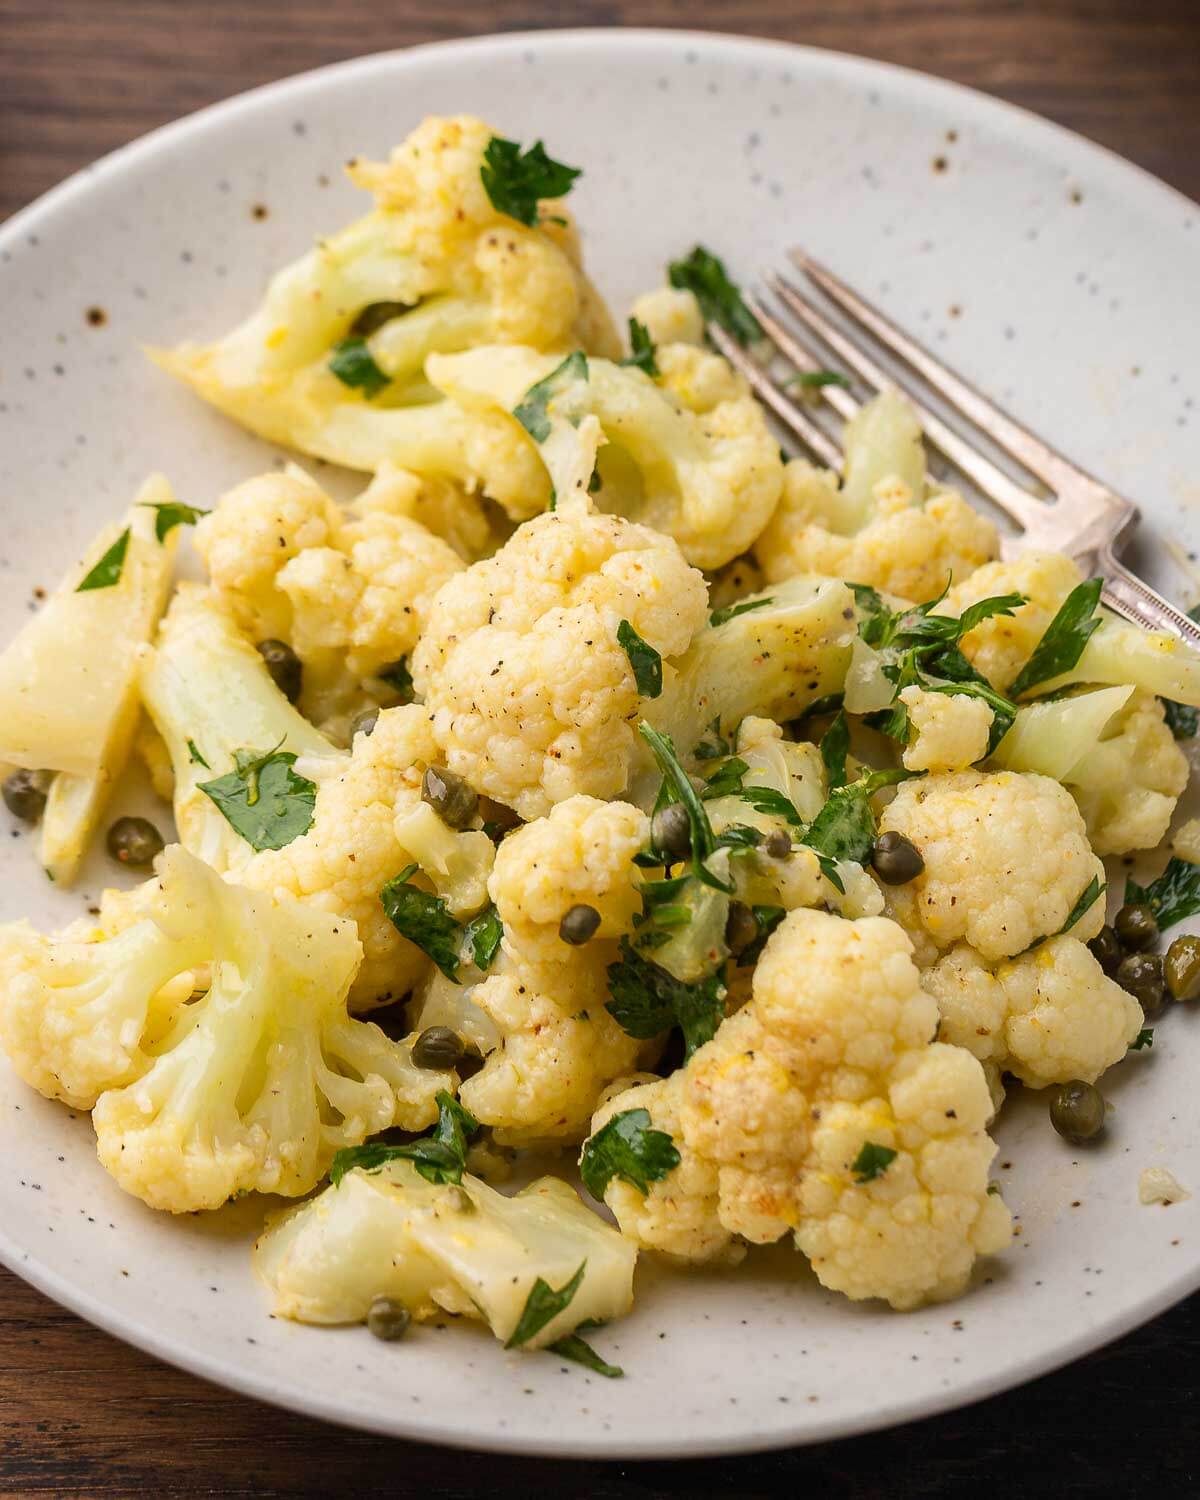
[707,251,1200,647]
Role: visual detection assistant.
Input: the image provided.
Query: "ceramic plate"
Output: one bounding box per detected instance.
[1,29,1198,1459]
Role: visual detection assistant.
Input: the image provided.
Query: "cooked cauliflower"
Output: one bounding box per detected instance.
[1173,818,1200,864]
[924,936,1143,1087]
[900,686,994,773]
[757,459,997,604]
[353,460,504,562]
[879,770,1106,962]
[593,909,1010,1307]
[943,552,1084,691]
[0,846,452,1210]
[411,506,708,819]
[1063,690,1188,855]
[629,286,705,347]
[155,115,619,477]
[427,339,784,569]
[255,1162,635,1345]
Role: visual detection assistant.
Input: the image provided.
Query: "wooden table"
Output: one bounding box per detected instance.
[2,2,1199,1493]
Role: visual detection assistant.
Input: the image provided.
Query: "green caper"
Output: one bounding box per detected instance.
[1087,925,1122,976]
[366,1296,411,1342]
[350,708,379,741]
[351,301,413,337]
[871,830,925,885]
[257,638,302,703]
[2,768,54,823]
[1116,951,1166,1016]
[1165,935,1200,1002]
[764,830,793,859]
[559,904,601,945]
[725,901,760,958]
[106,816,165,868]
[457,1046,485,1081]
[411,1026,465,1071]
[1049,1080,1106,1144]
[1114,902,1160,952]
[421,765,478,830]
[651,803,692,861]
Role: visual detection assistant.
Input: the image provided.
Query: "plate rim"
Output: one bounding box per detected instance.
[1,27,1198,1458]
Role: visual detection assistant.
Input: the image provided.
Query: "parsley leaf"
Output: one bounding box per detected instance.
[621,317,659,377]
[480,136,581,227]
[377,657,414,699]
[1008,579,1104,699]
[700,756,748,801]
[694,716,732,761]
[851,1142,897,1182]
[606,937,727,1059]
[739,785,804,824]
[638,722,717,869]
[464,903,503,971]
[1163,699,1199,739]
[185,739,209,769]
[549,1332,623,1378]
[512,351,589,442]
[820,711,850,790]
[1025,875,1106,952]
[76,527,130,591]
[710,595,773,629]
[198,747,316,851]
[580,1107,681,1199]
[380,864,464,980]
[1125,859,1200,932]
[787,369,850,390]
[617,619,663,699]
[506,1261,587,1349]
[329,1091,478,1187]
[668,246,761,345]
[802,767,920,879]
[328,336,390,398]
[138,500,209,542]
[1130,1028,1155,1051]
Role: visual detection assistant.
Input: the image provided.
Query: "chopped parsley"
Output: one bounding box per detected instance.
[709,595,773,629]
[699,756,749,801]
[377,657,414,699]
[1163,699,1198,739]
[801,767,920,888]
[621,317,659,377]
[480,136,581,227]
[185,739,210,769]
[819,711,850,790]
[1008,578,1104,700]
[380,864,463,981]
[1125,859,1200,933]
[464,902,503,971]
[549,1331,623,1378]
[1025,875,1106,952]
[851,1142,898,1182]
[667,245,761,345]
[617,619,663,699]
[1130,1028,1155,1051]
[787,369,851,390]
[329,1091,478,1187]
[506,1261,587,1349]
[606,937,727,1059]
[580,1107,681,1199]
[512,351,589,442]
[694,716,733,761]
[138,499,209,542]
[328,337,390,398]
[639,722,722,879]
[76,527,130,592]
[198,746,316,851]
[738,784,805,824]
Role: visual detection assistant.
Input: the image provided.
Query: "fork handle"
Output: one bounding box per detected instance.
[1098,548,1200,649]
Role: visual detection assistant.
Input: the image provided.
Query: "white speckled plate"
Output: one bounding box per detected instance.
[1,29,1198,1459]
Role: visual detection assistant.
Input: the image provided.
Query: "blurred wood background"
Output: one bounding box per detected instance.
[2,1,1199,1494]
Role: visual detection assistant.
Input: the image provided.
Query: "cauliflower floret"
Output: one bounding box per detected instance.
[879,770,1106,962]
[586,1072,743,1266]
[254,1162,635,1346]
[0,846,452,1211]
[242,705,441,1007]
[1173,819,1200,864]
[489,795,649,965]
[354,461,504,562]
[900,686,994,773]
[412,507,708,819]
[1065,690,1188,855]
[757,459,997,604]
[629,286,705,348]
[942,552,1083,691]
[597,910,1009,1307]
[155,115,620,472]
[925,936,1143,1087]
[428,340,785,569]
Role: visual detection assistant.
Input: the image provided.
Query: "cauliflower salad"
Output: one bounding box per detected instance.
[2,115,1200,1377]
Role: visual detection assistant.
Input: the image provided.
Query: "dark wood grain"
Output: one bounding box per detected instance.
[3,2,1200,1494]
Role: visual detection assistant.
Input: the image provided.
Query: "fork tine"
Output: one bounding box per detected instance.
[743,293,861,425]
[765,272,1051,533]
[706,322,842,469]
[791,250,1084,492]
